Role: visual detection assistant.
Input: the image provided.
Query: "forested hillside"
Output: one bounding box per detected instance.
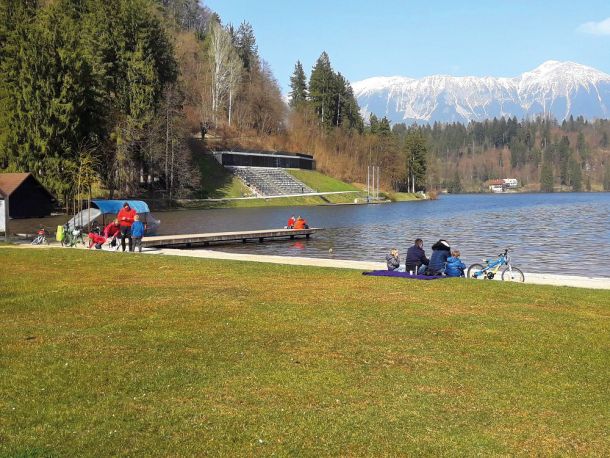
[0,0,284,208]
[1,0,610,208]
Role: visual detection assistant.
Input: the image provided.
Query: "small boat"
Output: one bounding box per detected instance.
[67,200,160,235]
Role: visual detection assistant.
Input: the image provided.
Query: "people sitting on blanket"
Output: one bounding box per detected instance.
[405,238,429,275]
[103,219,121,248]
[445,249,466,277]
[286,215,296,229]
[386,248,401,271]
[426,239,451,275]
[293,216,309,229]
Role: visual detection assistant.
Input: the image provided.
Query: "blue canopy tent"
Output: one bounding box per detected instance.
[68,200,160,234]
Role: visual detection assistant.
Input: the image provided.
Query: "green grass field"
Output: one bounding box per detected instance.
[287,169,360,192]
[1,248,608,456]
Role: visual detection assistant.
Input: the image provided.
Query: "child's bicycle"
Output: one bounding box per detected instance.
[467,249,525,282]
[31,227,49,245]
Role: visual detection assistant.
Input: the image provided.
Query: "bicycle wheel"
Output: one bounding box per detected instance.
[31,236,40,245]
[501,266,524,282]
[467,263,486,279]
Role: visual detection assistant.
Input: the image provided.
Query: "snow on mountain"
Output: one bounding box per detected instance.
[352,61,610,124]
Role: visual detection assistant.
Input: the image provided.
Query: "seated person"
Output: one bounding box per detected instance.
[293,216,308,229]
[445,249,466,277]
[427,239,451,275]
[286,215,296,229]
[386,248,400,271]
[405,238,429,274]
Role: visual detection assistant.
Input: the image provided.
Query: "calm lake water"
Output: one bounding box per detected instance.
[11,193,610,277]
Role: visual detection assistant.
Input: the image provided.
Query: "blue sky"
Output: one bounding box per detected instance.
[204,0,610,93]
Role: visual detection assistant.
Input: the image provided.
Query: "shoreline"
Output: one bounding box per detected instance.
[4,244,610,290]
[148,247,610,290]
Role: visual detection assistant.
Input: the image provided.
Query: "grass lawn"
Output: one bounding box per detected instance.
[189,141,251,199]
[1,248,609,456]
[287,169,360,192]
[387,192,420,202]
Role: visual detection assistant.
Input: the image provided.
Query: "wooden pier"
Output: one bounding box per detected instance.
[142,228,323,248]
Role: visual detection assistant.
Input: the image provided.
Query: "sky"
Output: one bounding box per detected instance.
[204,0,610,94]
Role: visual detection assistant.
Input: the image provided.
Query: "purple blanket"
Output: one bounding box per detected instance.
[362,270,446,280]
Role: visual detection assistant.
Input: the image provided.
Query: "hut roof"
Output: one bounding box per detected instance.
[0,173,31,196]
[0,172,55,200]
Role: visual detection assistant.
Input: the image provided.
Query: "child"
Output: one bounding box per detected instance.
[131,214,145,253]
[445,249,466,277]
[386,248,400,271]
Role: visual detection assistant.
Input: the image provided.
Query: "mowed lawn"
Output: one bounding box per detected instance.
[1,248,608,456]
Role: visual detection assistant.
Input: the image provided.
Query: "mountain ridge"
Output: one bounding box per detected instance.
[352,61,610,124]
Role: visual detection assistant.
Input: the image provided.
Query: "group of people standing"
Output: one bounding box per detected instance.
[386,238,466,277]
[89,202,145,252]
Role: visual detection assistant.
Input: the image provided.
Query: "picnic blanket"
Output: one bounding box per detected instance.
[362,270,446,280]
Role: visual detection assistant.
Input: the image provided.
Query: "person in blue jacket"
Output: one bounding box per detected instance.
[130,214,145,252]
[427,239,451,275]
[445,249,466,277]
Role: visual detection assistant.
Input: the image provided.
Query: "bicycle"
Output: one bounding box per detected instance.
[31,227,49,245]
[60,224,85,247]
[467,249,525,282]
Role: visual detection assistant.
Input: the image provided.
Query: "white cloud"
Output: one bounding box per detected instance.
[578,17,610,36]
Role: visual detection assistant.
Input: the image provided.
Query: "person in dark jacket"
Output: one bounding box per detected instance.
[386,248,400,271]
[445,249,466,277]
[427,239,451,275]
[405,238,429,274]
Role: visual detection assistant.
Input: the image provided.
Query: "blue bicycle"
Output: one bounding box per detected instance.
[467,249,525,282]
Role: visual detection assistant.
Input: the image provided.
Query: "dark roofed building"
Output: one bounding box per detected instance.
[0,173,57,218]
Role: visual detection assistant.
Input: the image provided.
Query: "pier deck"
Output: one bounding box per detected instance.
[142,228,323,248]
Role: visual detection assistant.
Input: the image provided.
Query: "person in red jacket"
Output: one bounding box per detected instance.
[103,219,121,249]
[286,215,296,229]
[116,202,137,252]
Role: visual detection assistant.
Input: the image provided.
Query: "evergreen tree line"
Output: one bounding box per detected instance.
[408,116,610,192]
[0,0,286,207]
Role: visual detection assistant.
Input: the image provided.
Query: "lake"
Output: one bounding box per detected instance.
[11,193,610,277]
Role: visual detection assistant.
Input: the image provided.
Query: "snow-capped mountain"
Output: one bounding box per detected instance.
[352,61,610,124]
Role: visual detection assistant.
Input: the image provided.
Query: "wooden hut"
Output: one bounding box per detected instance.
[0,173,57,218]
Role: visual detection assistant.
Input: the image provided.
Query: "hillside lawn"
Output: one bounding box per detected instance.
[287,169,360,192]
[1,248,608,456]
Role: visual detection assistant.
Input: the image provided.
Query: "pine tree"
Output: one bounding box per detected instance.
[403,129,427,192]
[569,158,582,192]
[368,114,379,135]
[308,52,334,127]
[289,60,307,108]
[604,163,610,191]
[601,131,609,148]
[235,21,258,72]
[540,152,554,192]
